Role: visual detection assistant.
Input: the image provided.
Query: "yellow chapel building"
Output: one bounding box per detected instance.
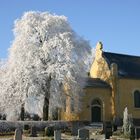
[61,42,140,124]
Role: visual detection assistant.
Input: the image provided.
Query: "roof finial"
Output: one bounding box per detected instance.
[96,41,103,50]
[95,42,103,59]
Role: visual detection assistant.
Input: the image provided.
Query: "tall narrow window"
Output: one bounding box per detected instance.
[71,98,74,112]
[63,98,66,112]
[134,90,140,108]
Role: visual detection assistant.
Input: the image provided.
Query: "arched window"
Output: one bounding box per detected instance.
[134,90,140,108]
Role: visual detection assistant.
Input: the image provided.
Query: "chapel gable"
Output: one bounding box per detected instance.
[89,42,111,83]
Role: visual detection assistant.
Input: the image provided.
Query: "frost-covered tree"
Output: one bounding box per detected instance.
[0,11,93,120]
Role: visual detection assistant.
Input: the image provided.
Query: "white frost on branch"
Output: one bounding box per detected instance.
[0,11,94,120]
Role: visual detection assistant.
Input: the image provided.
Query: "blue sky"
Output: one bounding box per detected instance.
[0,0,140,58]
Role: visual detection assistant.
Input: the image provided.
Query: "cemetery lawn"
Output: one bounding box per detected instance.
[0,135,13,138]
[0,131,14,138]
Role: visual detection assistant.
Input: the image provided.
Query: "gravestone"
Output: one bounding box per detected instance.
[14,128,22,140]
[78,128,89,140]
[112,117,121,131]
[71,121,79,136]
[2,114,6,120]
[45,126,54,136]
[104,121,112,139]
[54,130,61,140]
[135,127,140,139]
[30,125,37,137]
[129,125,135,140]
[24,124,30,130]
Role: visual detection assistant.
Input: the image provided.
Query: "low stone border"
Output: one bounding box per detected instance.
[0,120,89,132]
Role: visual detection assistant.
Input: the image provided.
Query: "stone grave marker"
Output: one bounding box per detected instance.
[54,130,61,140]
[135,127,140,139]
[45,126,54,136]
[71,121,79,136]
[78,128,89,140]
[24,124,30,130]
[30,125,37,137]
[104,121,112,139]
[14,128,22,140]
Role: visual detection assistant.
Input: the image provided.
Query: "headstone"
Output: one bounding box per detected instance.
[78,128,89,140]
[135,127,140,139]
[30,125,37,137]
[71,121,79,136]
[45,126,54,136]
[24,124,30,130]
[2,114,6,120]
[14,128,22,140]
[129,125,135,140]
[113,117,118,131]
[104,121,112,139]
[54,130,61,140]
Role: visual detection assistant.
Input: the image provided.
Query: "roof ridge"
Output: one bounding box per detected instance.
[104,51,140,58]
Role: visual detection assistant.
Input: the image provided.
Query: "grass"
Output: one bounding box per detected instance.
[0,131,14,137]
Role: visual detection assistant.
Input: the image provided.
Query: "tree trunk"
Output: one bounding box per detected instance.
[20,104,25,121]
[43,97,49,121]
[43,75,51,121]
